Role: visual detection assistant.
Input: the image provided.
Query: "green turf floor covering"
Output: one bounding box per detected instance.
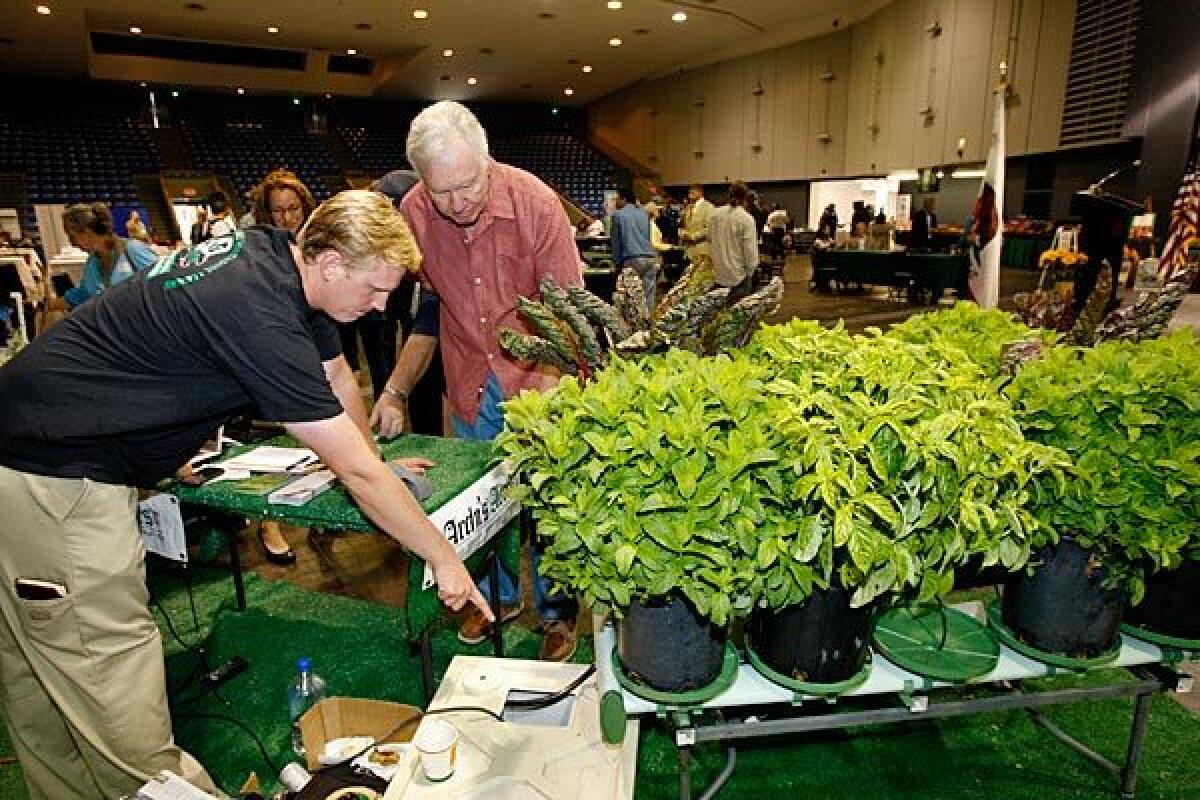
[2,566,1199,799]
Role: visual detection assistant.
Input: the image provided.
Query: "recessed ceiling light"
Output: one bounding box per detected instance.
[346,48,357,55]
[171,90,180,97]
[608,36,622,46]
[442,48,453,57]
[607,0,623,8]
[325,92,332,98]
[355,22,372,30]
[479,47,494,54]
[520,82,533,90]
[35,5,51,15]
[129,26,142,34]
[633,28,649,34]
[267,25,279,33]
[467,77,477,85]
[139,81,147,87]
[537,12,555,19]
[564,87,575,96]
[236,87,245,95]
[672,11,688,22]
[582,65,593,73]
[293,97,300,105]
[184,2,206,11]
[412,9,428,19]
[567,58,579,65]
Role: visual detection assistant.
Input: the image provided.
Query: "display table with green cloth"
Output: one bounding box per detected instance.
[1002,233,1053,269]
[811,249,969,303]
[168,433,522,700]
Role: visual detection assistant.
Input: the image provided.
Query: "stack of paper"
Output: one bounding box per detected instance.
[267,469,337,506]
[217,447,319,474]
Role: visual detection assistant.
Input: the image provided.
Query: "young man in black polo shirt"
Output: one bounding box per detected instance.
[0,190,490,799]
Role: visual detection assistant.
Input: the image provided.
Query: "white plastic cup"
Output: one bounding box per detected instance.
[279,761,312,791]
[414,718,459,782]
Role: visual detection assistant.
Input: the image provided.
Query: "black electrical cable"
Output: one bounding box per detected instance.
[504,664,596,708]
[174,711,283,776]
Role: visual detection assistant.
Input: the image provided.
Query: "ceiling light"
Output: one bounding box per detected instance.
[582,65,593,73]
[608,37,622,46]
[325,93,332,99]
[292,97,300,105]
[467,77,477,85]
[888,170,919,182]
[129,26,142,34]
[412,9,428,19]
[171,90,180,97]
[442,48,453,57]
[672,11,687,22]
[951,168,986,179]
[564,87,575,96]
[139,81,147,87]
[267,25,279,33]
[607,1,623,8]
[236,87,245,95]
[35,5,51,15]
[346,48,357,55]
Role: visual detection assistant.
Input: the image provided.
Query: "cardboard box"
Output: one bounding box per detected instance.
[299,697,422,772]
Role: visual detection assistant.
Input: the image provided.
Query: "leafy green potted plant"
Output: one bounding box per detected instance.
[1006,329,1200,653]
[496,348,787,692]
[743,320,1070,683]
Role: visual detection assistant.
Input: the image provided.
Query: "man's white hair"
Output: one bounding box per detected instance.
[406,101,490,175]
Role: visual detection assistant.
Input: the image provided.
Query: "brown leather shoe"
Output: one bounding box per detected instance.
[539,619,577,662]
[457,602,523,645]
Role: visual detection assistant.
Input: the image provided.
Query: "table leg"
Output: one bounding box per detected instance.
[420,626,435,704]
[488,551,505,659]
[678,744,692,800]
[1120,689,1154,799]
[225,523,246,612]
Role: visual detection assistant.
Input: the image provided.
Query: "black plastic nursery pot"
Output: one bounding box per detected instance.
[747,584,876,684]
[953,554,1011,591]
[618,594,727,693]
[1125,559,1200,640]
[1001,537,1125,657]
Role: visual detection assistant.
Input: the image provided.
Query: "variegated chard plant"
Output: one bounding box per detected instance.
[495,349,790,625]
[745,320,1073,610]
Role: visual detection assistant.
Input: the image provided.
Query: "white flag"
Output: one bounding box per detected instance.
[969,83,1006,308]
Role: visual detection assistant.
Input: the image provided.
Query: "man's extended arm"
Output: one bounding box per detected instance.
[285,413,492,618]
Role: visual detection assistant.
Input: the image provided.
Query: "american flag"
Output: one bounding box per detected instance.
[1158,169,1200,284]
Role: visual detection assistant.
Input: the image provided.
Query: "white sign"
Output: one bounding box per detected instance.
[422,462,518,589]
[139,493,189,563]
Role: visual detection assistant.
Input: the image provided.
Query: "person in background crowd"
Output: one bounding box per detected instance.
[766,203,790,256]
[247,168,322,565]
[746,190,768,246]
[0,190,488,800]
[818,203,839,240]
[125,210,149,243]
[708,181,759,300]
[657,195,682,245]
[371,169,447,437]
[46,203,157,312]
[909,197,938,250]
[851,201,872,237]
[372,101,584,661]
[207,191,237,239]
[644,202,674,256]
[189,206,210,245]
[680,183,714,266]
[238,188,258,229]
[254,168,317,234]
[609,187,658,310]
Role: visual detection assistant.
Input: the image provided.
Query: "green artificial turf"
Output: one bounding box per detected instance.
[2,565,1198,799]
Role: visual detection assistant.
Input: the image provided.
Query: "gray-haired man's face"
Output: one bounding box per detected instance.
[421,141,490,228]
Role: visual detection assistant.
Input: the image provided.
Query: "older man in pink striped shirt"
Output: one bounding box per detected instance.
[372,101,584,661]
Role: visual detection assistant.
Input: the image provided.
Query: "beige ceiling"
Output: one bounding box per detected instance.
[0,0,888,103]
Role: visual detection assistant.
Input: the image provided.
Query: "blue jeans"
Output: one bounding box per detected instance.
[623,255,659,312]
[452,373,577,622]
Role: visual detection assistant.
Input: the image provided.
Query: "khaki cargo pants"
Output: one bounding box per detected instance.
[0,466,216,799]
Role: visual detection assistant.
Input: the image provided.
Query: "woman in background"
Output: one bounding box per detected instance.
[48,202,157,311]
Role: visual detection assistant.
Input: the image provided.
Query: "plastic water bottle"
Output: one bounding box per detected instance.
[287,657,326,757]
